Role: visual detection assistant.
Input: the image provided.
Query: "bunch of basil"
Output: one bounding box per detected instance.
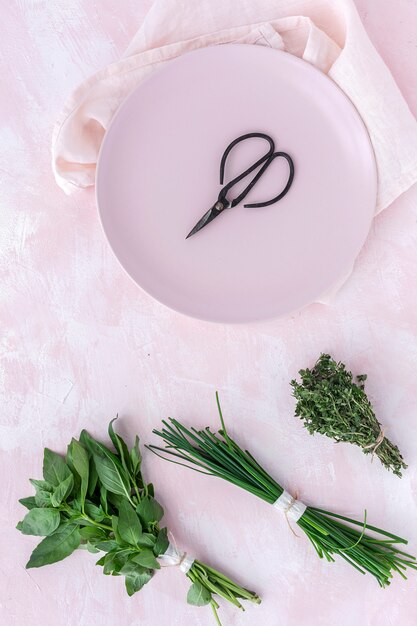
[17,420,260,623]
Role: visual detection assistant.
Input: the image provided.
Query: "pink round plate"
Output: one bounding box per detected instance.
[96,45,377,322]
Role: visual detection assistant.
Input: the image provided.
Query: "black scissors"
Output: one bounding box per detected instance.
[186,132,294,239]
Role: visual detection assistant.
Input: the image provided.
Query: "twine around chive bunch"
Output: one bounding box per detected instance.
[291,354,407,477]
[148,394,417,587]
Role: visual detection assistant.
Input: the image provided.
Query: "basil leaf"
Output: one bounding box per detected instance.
[87,542,100,554]
[80,430,119,465]
[113,549,132,570]
[146,483,154,498]
[107,492,124,509]
[93,454,131,499]
[130,436,141,475]
[29,479,53,493]
[79,429,91,449]
[19,496,37,510]
[84,502,105,522]
[118,500,142,546]
[81,432,131,500]
[102,549,131,575]
[137,533,156,548]
[131,549,160,570]
[29,479,53,508]
[26,524,80,568]
[187,581,211,606]
[77,431,98,496]
[102,551,118,575]
[76,519,96,528]
[100,484,108,515]
[108,418,132,475]
[67,439,89,506]
[95,540,119,552]
[153,527,169,556]
[18,508,61,536]
[35,490,52,508]
[78,526,106,541]
[124,570,153,596]
[119,560,146,575]
[87,458,98,497]
[50,473,74,507]
[111,515,124,545]
[136,496,164,528]
[65,443,81,496]
[43,449,72,487]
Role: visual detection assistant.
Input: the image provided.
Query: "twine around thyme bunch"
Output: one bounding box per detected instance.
[363,427,386,460]
[291,354,407,477]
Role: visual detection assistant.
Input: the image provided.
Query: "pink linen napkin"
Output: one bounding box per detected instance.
[52,0,417,215]
[52,0,417,302]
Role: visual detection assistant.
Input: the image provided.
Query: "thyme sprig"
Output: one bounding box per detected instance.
[148,394,416,587]
[291,354,407,477]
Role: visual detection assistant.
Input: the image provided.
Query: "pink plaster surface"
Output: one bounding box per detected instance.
[1,1,417,625]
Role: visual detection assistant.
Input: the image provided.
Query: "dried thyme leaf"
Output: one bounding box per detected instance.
[291,354,407,477]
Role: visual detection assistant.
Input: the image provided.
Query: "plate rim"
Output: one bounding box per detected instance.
[96,44,378,323]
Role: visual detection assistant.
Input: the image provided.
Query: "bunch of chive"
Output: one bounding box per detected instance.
[148,394,416,587]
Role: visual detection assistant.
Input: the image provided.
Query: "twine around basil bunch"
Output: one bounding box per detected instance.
[16,420,260,625]
[291,354,407,477]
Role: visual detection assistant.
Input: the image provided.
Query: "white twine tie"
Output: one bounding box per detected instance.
[158,539,195,574]
[273,490,307,536]
[363,427,386,461]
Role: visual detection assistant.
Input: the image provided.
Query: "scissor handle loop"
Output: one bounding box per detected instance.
[244,151,295,208]
[219,133,275,185]
[218,133,275,207]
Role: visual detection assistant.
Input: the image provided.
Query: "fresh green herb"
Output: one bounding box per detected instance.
[17,420,260,624]
[148,393,416,587]
[291,354,407,477]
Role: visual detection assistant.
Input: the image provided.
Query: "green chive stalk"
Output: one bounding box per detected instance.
[148,394,417,587]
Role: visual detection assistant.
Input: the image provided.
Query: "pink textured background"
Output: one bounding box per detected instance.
[1,1,417,625]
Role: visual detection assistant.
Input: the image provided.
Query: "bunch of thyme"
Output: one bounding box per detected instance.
[291,354,407,477]
[17,419,260,624]
[148,394,416,587]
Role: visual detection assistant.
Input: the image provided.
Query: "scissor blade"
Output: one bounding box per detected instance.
[186,203,223,239]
